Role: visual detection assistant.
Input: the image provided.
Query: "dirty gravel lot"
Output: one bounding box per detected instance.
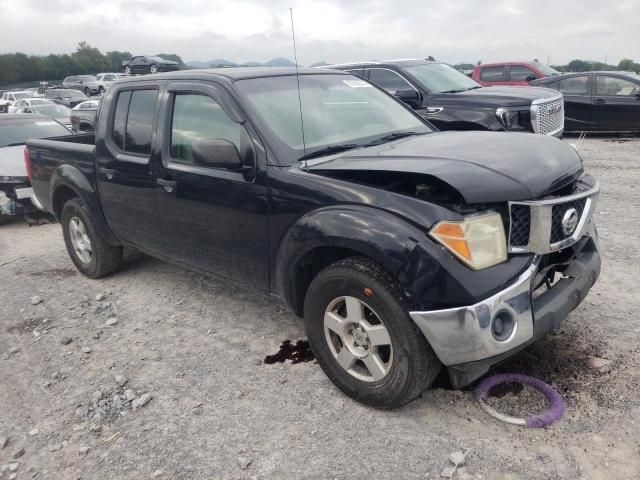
[1,137,639,480]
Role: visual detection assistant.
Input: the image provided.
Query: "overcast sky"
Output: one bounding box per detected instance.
[2,0,639,65]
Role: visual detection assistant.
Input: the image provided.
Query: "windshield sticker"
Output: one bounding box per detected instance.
[343,79,372,88]
[35,121,58,126]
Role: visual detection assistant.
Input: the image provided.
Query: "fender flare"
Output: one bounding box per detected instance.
[50,164,120,246]
[274,205,435,313]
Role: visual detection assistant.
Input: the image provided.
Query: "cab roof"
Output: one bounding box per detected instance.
[117,67,345,84]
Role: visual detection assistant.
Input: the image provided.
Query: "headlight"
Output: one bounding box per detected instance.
[495,107,529,131]
[429,212,507,270]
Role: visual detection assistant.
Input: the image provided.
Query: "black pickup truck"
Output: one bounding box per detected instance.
[325,59,565,136]
[25,68,601,408]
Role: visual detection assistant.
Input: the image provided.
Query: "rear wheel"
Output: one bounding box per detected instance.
[84,87,90,96]
[303,257,441,409]
[149,64,158,74]
[61,197,122,278]
[98,86,105,95]
[124,65,131,75]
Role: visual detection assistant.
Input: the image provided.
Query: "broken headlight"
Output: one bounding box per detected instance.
[495,107,529,131]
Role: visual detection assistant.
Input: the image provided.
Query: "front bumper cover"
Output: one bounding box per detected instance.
[410,227,600,388]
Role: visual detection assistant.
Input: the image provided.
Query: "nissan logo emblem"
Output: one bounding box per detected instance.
[561,208,579,236]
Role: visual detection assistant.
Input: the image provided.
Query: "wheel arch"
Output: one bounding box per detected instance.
[51,165,120,246]
[275,206,429,316]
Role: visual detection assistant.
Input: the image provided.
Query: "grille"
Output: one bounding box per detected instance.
[510,204,531,246]
[550,198,587,243]
[532,97,564,135]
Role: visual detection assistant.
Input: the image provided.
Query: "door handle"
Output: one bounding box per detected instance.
[157,177,177,193]
[593,98,606,104]
[98,167,115,180]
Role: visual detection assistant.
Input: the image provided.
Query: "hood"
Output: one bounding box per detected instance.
[430,86,561,108]
[0,145,28,177]
[306,131,583,203]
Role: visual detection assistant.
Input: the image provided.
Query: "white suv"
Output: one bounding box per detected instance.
[0,91,32,113]
[95,73,123,95]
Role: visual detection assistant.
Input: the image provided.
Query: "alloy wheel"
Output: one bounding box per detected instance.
[69,216,92,264]
[323,296,393,382]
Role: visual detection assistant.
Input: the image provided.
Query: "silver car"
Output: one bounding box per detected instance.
[62,75,100,96]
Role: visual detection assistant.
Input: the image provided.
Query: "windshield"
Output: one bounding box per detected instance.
[148,56,166,62]
[534,62,561,76]
[405,63,480,93]
[0,119,69,147]
[78,75,97,81]
[236,74,431,164]
[30,105,72,117]
[13,93,30,100]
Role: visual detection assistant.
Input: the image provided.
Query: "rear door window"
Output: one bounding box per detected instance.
[596,75,640,96]
[480,66,506,82]
[110,89,159,155]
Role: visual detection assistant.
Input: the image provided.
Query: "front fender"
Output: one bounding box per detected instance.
[275,205,432,310]
[276,204,533,315]
[51,165,120,246]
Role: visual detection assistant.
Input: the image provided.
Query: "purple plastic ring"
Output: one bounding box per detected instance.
[474,373,565,428]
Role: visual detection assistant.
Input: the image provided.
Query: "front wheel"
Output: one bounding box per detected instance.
[84,87,90,96]
[304,257,441,409]
[124,65,131,75]
[149,64,158,74]
[98,86,105,95]
[61,197,122,278]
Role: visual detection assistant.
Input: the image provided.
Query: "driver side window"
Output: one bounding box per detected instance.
[170,93,242,166]
[596,76,640,96]
[367,69,413,94]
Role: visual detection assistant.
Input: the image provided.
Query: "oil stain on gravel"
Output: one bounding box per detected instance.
[264,340,315,364]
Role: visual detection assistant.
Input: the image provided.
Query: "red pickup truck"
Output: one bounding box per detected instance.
[473,61,561,86]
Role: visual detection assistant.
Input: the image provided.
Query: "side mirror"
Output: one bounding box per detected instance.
[394,89,421,109]
[525,75,537,82]
[191,139,246,171]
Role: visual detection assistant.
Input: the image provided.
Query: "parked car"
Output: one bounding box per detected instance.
[326,59,565,136]
[122,56,180,75]
[23,104,73,130]
[473,61,562,86]
[0,91,33,113]
[70,100,99,132]
[45,88,88,108]
[62,75,100,96]
[95,73,123,94]
[26,68,600,408]
[0,114,71,224]
[9,98,55,113]
[531,71,640,132]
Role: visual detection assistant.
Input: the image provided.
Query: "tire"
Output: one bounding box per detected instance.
[0,213,10,226]
[98,86,105,95]
[61,197,122,278]
[84,87,90,96]
[304,257,441,409]
[149,64,158,74]
[124,65,131,75]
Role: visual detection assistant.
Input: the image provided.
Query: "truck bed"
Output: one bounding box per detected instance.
[26,133,97,214]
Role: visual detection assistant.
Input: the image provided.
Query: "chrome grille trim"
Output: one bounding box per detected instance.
[508,175,599,254]
[531,94,565,136]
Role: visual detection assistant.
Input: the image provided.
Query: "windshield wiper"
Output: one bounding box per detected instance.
[298,144,360,161]
[466,85,483,90]
[439,89,466,94]
[364,131,424,146]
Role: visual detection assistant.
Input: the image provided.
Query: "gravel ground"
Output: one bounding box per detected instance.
[1,137,639,480]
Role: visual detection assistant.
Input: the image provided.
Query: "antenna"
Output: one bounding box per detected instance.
[290,7,308,165]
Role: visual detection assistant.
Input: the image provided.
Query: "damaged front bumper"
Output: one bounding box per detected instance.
[409,224,601,388]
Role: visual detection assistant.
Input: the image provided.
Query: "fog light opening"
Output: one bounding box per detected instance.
[492,310,516,341]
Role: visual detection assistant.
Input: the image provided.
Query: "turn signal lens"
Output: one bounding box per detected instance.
[430,212,507,270]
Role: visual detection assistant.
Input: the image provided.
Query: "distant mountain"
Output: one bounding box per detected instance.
[186,57,297,68]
